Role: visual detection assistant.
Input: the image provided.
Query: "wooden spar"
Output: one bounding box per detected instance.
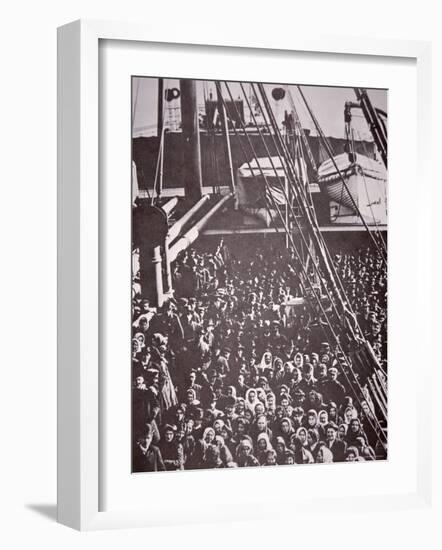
[216,82,236,195]
[152,245,164,307]
[161,196,179,216]
[153,78,165,201]
[168,194,232,263]
[180,79,203,202]
[157,78,164,138]
[163,195,211,293]
[168,195,210,243]
[163,235,173,296]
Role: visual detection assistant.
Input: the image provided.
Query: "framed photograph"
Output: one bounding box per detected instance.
[57,19,432,530]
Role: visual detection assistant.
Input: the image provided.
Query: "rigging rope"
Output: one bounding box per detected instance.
[296,85,388,263]
[151,79,168,206]
[255,83,370,341]
[219,81,387,446]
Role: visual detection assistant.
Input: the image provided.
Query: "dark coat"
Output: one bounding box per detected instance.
[327,439,347,462]
[322,379,346,408]
[132,444,166,472]
[158,440,184,471]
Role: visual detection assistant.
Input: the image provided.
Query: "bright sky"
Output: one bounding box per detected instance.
[132,77,387,140]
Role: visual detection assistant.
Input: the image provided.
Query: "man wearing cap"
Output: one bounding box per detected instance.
[150,301,185,351]
[291,406,306,430]
[299,363,317,395]
[236,373,250,399]
[158,424,184,471]
[285,370,302,399]
[316,362,328,396]
[181,370,202,403]
[132,424,166,473]
[291,387,306,408]
[212,380,228,412]
[202,319,216,348]
[325,422,347,462]
[230,343,246,373]
[222,395,239,429]
[138,369,162,426]
[214,347,231,379]
[180,300,201,343]
[270,321,287,352]
[206,293,224,325]
[323,366,346,409]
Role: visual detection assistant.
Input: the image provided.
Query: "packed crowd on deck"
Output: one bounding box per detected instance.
[132,240,387,472]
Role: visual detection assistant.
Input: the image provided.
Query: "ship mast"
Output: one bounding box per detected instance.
[352,88,388,168]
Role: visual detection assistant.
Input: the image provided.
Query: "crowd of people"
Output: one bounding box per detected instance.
[132,239,387,473]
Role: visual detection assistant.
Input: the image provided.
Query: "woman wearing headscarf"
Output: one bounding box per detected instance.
[250,413,273,445]
[274,436,288,465]
[256,432,273,465]
[266,392,277,419]
[213,418,226,436]
[290,428,314,464]
[245,388,261,413]
[345,445,364,462]
[316,444,334,464]
[327,402,341,425]
[235,438,259,467]
[346,418,368,447]
[343,405,358,426]
[306,409,319,431]
[293,352,304,369]
[258,351,273,374]
[317,409,329,441]
[193,426,216,469]
[214,434,234,466]
[307,428,321,461]
[338,423,348,442]
[277,417,294,446]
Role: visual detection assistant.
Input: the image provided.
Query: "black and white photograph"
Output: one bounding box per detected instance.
[131,76,388,473]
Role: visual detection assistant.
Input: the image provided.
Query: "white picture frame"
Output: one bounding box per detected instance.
[57,19,433,531]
